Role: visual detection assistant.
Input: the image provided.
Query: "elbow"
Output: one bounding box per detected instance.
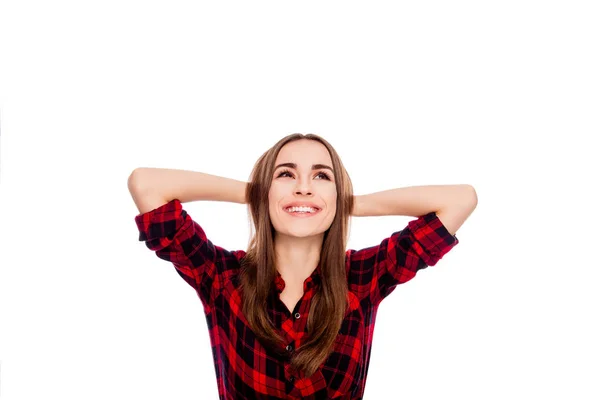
[462,185,478,208]
[128,168,148,194]
[469,185,478,208]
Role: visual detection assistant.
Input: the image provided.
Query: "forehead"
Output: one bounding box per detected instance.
[275,140,332,166]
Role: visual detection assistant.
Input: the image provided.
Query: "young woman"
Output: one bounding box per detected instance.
[128,133,477,399]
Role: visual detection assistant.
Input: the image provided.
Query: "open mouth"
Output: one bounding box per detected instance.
[283,206,321,217]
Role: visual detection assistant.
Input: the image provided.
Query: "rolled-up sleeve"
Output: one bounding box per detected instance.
[135,199,234,308]
[347,211,459,307]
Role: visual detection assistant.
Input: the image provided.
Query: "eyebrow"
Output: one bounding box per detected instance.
[274,162,334,173]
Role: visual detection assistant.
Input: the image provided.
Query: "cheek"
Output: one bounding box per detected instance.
[327,190,338,208]
[326,193,338,217]
[267,190,282,221]
[268,200,278,220]
[267,189,276,210]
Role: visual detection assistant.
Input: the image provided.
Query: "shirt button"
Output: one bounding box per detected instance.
[289,376,295,383]
[286,344,293,352]
[294,312,301,319]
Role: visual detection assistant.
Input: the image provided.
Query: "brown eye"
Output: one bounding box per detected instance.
[316,172,331,180]
[276,169,331,180]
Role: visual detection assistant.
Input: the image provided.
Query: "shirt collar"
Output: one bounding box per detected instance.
[274,264,322,293]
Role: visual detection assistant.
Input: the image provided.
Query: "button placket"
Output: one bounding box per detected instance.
[284,362,296,384]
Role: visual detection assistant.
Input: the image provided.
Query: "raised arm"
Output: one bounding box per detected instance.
[128,167,248,212]
[128,167,248,308]
[348,184,476,307]
[352,184,477,235]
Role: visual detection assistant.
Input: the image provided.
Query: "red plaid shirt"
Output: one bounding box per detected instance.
[135,199,459,399]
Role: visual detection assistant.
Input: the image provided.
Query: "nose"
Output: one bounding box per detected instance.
[295,188,312,195]
[294,176,313,195]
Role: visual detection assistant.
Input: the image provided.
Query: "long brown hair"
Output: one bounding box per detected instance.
[238,133,355,378]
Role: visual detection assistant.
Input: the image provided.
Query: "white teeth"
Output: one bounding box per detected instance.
[286,206,317,213]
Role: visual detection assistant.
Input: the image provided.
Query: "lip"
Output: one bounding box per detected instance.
[283,202,321,211]
[282,202,322,218]
[283,208,322,218]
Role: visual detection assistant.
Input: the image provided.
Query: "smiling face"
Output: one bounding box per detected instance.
[268,139,338,239]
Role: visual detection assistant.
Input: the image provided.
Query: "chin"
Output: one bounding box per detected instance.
[280,228,324,239]
[284,230,315,238]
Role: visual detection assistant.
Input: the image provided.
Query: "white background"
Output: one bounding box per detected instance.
[1,1,598,399]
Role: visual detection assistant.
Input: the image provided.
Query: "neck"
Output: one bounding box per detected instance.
[274,232,323,282]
